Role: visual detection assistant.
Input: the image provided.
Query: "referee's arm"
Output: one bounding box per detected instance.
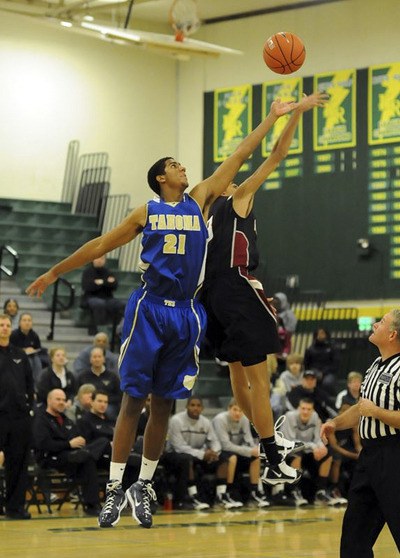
[359,398,400,429]
[320,402,360,444]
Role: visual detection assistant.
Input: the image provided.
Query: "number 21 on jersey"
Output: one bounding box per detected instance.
[163,233,186,254]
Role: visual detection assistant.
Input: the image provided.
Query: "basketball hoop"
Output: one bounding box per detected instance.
[169,0,200,42]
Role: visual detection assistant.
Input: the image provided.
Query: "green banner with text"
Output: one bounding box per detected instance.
[261,77,303,156]
[368,62,400,145]
[213,84,252,163]
[313,69,356,150]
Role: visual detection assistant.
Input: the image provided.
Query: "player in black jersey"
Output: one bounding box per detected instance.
[203,92,327,485]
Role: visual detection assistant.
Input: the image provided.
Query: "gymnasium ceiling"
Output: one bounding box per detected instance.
[0,0,344,34]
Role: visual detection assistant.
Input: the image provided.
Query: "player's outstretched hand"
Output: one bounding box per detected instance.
[320,419,336,445]
[298,91,329,112]
[26,270,58,298]
[271,97,299,117]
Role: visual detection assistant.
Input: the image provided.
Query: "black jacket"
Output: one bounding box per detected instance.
[78,369,121,407]
[0,344,34,416]
[36,367,78,405]
[33,409,79,465]
[81,264,118,302]
[78,412,114,443]
[288,385,337,422]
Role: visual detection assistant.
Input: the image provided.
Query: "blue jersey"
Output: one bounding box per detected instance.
[139,194,208,300]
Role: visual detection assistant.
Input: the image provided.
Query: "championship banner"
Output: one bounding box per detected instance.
[213,84,252,163]
[368,62,400,145]
[261,77,303,157]
[313,69,356,151]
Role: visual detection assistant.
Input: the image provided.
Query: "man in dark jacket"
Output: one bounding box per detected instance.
[287,370,337,423]
[81,256,125,335]
[0,313,34,519]
[33,388,103,515]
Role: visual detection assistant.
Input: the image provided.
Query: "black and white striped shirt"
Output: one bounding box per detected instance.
[360,353,400,439]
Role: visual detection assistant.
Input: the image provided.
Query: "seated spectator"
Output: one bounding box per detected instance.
[3,298,19,329]
[276,353,304,394]
[36,347,77,408]
[10,312,49,388]
[213,398,269,508]
[327,402,361,503]
[304,327,340,395]
[281,398,335,506]
[78,390,114,448]
[73,332,119,377]
[77,347,121,420]
[335,371,363,410]
[33,389,102,516]
[65,383,96,424]
[77,390,135,483]
[81,255,126,335]
[166,396,250,510]
[271,353,304,418]
[273,292,297,370]
[287,369,337,423]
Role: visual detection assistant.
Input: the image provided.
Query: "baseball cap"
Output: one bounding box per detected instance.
[303,370,317,378]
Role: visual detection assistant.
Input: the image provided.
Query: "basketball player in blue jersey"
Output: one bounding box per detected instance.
[26,98,298,529]
[203,92,328,486]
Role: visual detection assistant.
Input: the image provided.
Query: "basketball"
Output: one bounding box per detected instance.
[263,32,306,74]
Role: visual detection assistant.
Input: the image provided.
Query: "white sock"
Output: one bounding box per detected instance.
[110,462,126,483]
[139,457,159,482]
[216,484,227,496]
[188,485,198,497]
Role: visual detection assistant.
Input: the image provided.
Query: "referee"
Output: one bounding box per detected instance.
[321,309,400,557]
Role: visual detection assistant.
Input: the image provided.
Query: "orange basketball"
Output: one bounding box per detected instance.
[263,32,306,74]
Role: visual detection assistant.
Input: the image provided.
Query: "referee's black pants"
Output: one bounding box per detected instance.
[341,436,400,558]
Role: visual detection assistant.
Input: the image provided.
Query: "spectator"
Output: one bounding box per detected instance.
[33,388,102,516]
[36,347,77,407]
[3,298,19,329]
[335,371,363,410]
[81,255,126,335]
[282,398,335,506]
[273,292,297,366]
[166,396,244,510]
[271,353,304,417]
[304,327,340,395]
[65,383,96,424]
[10,312,48,389]
[0,313,33,519]
[213,398,269,507]
[327,402,361,504]
[73,332,119,377]
[77,347,121,420]
[287,370,337,423]
[77,390,136,489]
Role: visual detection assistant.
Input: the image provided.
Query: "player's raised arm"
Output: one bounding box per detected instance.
[189,99,298,216]
[232,91,328,215]
[26,205,147,298]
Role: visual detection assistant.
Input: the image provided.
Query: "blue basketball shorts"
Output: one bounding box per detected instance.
[118,288,207,400]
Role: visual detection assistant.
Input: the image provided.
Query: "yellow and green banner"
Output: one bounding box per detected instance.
[261,77,303,156]
[313,69,356,150]
[213,84,252,163]
[368,62,400,145]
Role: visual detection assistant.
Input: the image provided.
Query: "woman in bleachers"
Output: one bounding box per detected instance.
[3,298,19,329]
[36,347,77,408]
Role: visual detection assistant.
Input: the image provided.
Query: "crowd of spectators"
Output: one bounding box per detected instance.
[0,293,362,517]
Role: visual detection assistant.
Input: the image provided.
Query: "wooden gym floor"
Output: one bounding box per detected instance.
[0,504,397,558]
